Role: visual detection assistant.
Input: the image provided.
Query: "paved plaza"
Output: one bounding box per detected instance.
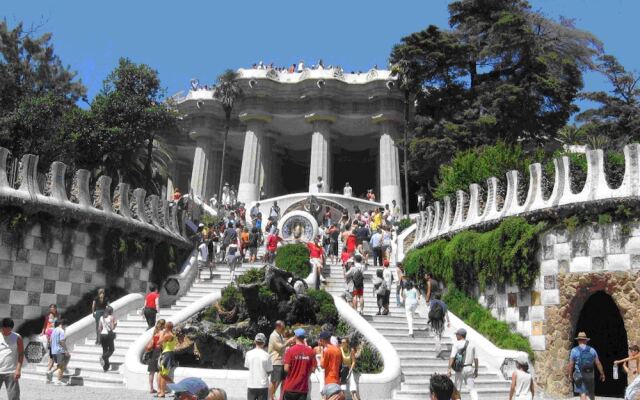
[0,379,623,400]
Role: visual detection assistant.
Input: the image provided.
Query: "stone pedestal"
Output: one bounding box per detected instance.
[238,114,271,205]
[376,119,403,212]
[306,114,335,193]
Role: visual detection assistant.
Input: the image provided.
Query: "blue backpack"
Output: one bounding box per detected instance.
[576,346,596,374]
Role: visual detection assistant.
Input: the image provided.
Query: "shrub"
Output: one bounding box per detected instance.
[307,289,338,326]
[220,284,244,310]
[355,341,384,374]
[404,217,546,292]
[444,288,534,360]
[236,267,265,285]
[433,142,530,200]
[275,244,311,278]
[397,218,413,234]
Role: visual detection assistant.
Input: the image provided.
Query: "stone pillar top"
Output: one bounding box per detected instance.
[239,112,272,124]
[304,113,336,124]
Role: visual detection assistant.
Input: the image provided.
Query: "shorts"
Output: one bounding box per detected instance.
[283,392,308,400]
[352,289,364,297]
[271,365,284,383]
[54,353,69,366]
[248,246,258,256]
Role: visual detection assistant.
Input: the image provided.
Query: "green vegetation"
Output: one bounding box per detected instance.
[236,267,265,285]
[275,244,311,277]
[220,284,244,310]
[444,288,533,360]
[307,289,339,326]
[404,217,546,293]
[397,218,414,234]
[433,142,533,200]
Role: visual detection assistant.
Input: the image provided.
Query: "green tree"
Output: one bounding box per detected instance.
[213,69,242,201]
[576,54,640,148]
[389,0,602,197]
[0,21,86,166]
[89,58,177,193]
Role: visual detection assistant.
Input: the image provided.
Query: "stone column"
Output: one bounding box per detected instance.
[260,135,274,198]
[189,136,220,201]
[305,114,335,193]
[374,116,403,213]
[238,113,271,205]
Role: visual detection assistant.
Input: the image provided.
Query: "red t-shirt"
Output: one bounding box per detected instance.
[321,345,342,385]
[282,344,317,393]
[346,234,357,253]
[145,292,159,309]
[267,235,282,252]
[341,251,351,265]
[307,242,324,259]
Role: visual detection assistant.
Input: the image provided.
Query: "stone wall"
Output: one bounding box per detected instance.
[475,222,640,396]
[0,220,154,331]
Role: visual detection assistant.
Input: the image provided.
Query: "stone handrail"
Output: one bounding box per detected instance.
[412,144,640,249]
[159,249,198,307]
[123,291,401,399]
[331,295,402,400]
[0,147,188,247]
[60,293,144,354]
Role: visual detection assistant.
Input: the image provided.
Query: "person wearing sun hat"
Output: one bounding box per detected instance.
[567,331,605,400]
[167,377,227,400]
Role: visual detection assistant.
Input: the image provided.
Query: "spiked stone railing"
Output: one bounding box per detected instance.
[412,144,640,249]
[0,147,188,247]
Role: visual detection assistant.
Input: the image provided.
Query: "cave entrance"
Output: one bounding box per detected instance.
[574,291,628,397]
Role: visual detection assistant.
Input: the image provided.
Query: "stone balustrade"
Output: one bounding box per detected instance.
[0,147,188,247]
[412,144,640,249]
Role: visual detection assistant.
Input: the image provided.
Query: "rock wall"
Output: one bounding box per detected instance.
[475,222,640,396]
[0,220,155,331]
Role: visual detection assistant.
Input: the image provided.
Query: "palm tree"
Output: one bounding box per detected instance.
[213,69,243,202]
[391,60,420,217]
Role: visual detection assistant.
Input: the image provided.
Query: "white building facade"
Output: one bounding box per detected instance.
[168,67,404,212]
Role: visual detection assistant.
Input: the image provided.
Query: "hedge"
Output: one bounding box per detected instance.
[275,243,311,278]
[444,288,534,360]
[403,217,546,293]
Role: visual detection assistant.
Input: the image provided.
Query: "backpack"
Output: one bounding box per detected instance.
[428,301,445,322]
[352,268,364,289]
[452,341,468,372]
[375,279,388,296]
[576,346,596,374]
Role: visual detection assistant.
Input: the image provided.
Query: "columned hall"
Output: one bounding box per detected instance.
[168,67,404,212]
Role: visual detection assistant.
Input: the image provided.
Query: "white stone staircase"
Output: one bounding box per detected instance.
[322,262,512,400]
[22,263,254,387]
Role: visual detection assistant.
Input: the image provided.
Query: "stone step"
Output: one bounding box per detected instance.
[64,351,126,364]
[34,360,123,375]
[73,344,129,356]
[21,370,125,388]
[393,388,509,400]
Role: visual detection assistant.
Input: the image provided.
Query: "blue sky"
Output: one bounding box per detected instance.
[4,0,639,111]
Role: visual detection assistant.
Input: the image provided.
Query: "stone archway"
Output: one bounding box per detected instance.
[536,272,640,397]
[574,291,628,397]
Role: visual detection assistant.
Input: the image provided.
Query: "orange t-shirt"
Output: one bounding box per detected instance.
[322,345,343,385]
[241,232,250,245]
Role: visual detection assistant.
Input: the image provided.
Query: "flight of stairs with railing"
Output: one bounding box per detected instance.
[322,261,512,400]
[22,264,254,387]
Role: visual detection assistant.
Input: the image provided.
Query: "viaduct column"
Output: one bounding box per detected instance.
[189,134,220,201]
[238,113,272,205]
[374,115,403,213]
[305,113,335,193]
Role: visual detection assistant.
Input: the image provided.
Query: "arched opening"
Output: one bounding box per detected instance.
[574,290,628,397]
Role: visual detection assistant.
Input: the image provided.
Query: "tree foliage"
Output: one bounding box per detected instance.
[389,0,602,193]
[0,21,86,166]
[577,54,640,148]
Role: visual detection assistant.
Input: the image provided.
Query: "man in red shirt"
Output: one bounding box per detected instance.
[307,236,326,284]
[282,328,316,400]
[265,229,283,263]
[319,331,342,386]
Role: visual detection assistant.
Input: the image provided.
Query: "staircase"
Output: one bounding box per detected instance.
[22,263,254,387]
[322,261,512,400]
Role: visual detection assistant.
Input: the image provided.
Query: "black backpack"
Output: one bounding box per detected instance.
[352,268,364,289]
[452,341,469,372]
[428,301,445,321]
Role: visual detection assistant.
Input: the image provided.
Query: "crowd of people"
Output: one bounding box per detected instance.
[248,60,381,76]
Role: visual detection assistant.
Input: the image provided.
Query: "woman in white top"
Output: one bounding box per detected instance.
[98,306,117,372]
[402,281,420,338]
[509,355,534,400]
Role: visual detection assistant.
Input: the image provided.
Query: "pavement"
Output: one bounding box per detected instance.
[1,379,626,400]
